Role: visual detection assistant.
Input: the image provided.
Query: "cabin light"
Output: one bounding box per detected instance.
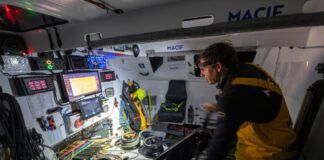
[46,60,52,65]
[4,5,10,12]
[182,15,214,28]
[27,48,35,55]
[84,32,103,42]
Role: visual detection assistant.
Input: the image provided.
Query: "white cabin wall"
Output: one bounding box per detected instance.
[254,47,281,76]
[277,47,323,123]
[22,0,306,52]
[254,47,324,124]
[137,27,310,57]
[186,81,218,124]
[306,26,324,47]
[109,57,146,121]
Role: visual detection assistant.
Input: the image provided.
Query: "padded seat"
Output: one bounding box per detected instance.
[158,80,187,123]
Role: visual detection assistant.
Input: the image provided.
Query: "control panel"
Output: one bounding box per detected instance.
[28,57,66,70]
[10,76,54,95]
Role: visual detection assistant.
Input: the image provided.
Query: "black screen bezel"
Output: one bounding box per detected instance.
[77,97,103,120]
[58,71,102,102]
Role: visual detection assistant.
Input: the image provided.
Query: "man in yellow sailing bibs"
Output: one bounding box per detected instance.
[198,42,296,160]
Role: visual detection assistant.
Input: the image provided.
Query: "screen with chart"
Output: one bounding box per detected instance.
[60,72,101,102]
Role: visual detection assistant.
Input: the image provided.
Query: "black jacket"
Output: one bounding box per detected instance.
[206,63,282,160]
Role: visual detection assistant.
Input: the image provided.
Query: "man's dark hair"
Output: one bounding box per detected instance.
[199,42,237,68]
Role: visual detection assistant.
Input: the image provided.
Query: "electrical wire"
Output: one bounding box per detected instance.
[0,92,45,160]
[47,70,71,107]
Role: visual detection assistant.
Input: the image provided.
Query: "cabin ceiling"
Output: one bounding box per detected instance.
[1,0,185,22]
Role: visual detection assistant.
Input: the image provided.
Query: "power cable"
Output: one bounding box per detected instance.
[0,92,45,160]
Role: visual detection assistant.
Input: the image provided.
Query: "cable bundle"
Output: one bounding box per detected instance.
[138,136,164,159]
[0,92,45,160]
[120,133,140,150]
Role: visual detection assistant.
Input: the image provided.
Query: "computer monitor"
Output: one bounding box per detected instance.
[59,72,102,102]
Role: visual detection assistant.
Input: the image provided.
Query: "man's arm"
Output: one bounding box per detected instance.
[206,113,243,160]
[201,102,217,112]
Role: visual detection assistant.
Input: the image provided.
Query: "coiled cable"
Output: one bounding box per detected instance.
[0,92,45,160]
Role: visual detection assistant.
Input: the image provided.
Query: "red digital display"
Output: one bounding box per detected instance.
[100,71,115,82]
[27,80,48,91]
[12,76,53,96]
[105,73,113,80]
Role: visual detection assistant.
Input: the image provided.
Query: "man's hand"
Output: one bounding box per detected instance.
[201,102,217,112]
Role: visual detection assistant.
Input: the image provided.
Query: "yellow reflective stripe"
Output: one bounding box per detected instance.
[232,78,282,95]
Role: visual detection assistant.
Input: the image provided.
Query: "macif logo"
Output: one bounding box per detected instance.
[167,45,184,51]
[228,5,285,22]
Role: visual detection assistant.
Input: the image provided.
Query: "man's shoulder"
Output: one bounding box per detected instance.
[233,63,270,81]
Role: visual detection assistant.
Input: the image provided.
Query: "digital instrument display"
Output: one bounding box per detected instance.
[11,76,54,95]
[105,87,114,98]
[27,79,48,90]
[100,71,116,82]
[86,55,106,69]
[67,55,88,69]
[59,72,101,102]
[77,97,103,120]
